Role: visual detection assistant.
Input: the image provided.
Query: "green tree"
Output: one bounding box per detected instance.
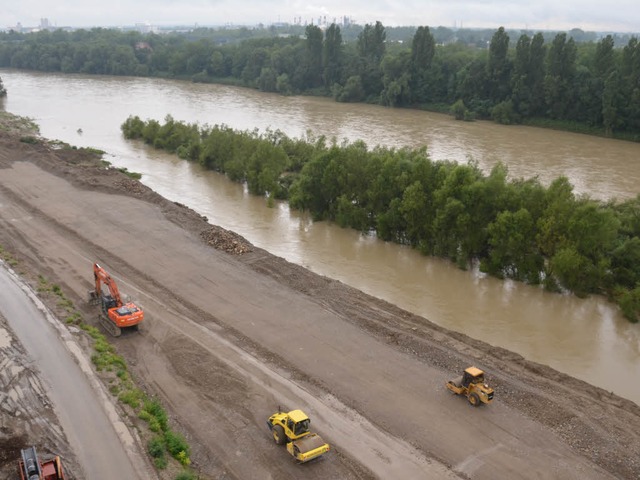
[380,52,411,106]
[544,33,577,119]
[621,37,640,132]
[486,208,542,282]
[487,27,511,103]
[410,26,435,103]
[323,23,343,89]
[357,21,386,63]
[511,34,531,116]
[209,50,226,77]
[304,24,323,88]
[536,176,575,257]
[356,21,386,98]
[528,33,547,116]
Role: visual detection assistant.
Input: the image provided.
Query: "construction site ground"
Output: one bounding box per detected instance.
[1,117,639,479]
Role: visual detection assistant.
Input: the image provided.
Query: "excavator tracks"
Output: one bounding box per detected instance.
[98,314,122,337]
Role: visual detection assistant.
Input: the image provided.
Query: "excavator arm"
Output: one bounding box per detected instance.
[93,263,123,307]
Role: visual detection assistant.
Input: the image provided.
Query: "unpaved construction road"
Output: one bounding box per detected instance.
[1,124,640,479]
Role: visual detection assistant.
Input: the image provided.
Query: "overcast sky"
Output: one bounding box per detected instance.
[5,0,640,33]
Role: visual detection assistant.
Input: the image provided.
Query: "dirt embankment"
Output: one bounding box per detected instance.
[0,112,639,479]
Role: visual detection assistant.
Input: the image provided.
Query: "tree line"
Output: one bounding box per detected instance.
[121,114,640,322]
[1,25,640,138]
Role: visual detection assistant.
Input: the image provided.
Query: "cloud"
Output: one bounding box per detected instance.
[4,0,640,32]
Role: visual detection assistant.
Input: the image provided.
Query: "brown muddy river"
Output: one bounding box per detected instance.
[2,70,639,405]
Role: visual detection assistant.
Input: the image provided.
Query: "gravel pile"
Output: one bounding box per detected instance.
[200,226,252,255]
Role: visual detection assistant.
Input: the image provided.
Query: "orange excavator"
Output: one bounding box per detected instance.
[18,446,65,480]
[89,263,144,337]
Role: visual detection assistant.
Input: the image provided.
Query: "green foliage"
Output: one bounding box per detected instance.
[450,99,467,120]
[164,430,190,461]
[617,286,640,323]
[334,75,365,102]
[116,167,142,179]
[118,388,144,408]
[148,436,166,458]
[153,455,168,470]
[142,398,169,432]
[122,115,640,321]
[491,100,520,124]
[4,26,640,136]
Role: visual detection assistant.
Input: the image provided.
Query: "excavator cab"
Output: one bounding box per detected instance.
[100,293,118,312]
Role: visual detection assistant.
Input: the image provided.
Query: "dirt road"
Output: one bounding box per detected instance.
[1,125,639,479]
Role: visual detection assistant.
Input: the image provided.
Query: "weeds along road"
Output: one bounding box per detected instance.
[0,132,638,479]
[0,265,155,480]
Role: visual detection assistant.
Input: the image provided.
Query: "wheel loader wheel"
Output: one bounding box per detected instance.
[469,392,480,407]
[272,425,286,445]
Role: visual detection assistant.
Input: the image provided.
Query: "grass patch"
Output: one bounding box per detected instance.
[119,387,144,409]
[65,312,83,324]
[117,166,143,180]
[0,245,18,267]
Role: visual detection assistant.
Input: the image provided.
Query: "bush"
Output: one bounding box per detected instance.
[148,436,165,458]
[142,399,168,432]
[118,388,144,409]
[450,99,467,120]
[335,76,365,102]
[165,430,190,459]
[153,455,168,470]
[618,286,640,323]
[491,100,520,124]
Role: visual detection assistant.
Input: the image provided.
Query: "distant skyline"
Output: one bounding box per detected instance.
[5,0,640,33]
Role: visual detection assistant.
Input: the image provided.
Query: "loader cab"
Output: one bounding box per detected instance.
[462,367,485,388]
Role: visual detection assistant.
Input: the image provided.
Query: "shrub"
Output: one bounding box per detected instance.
[143,399,168,432]
[153,455,168,470]
[148,436,165,458]
[119,388,144,409]
[165,430,190,459]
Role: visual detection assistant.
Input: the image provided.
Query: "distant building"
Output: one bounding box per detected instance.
[134,23,157,33]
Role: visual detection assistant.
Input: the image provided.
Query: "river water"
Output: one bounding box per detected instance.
[2,70,640,405]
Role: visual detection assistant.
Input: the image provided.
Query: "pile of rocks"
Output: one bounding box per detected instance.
[200,226,252,255]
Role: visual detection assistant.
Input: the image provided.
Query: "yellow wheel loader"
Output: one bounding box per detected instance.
[267,408,330,463]
[446,366,494,406]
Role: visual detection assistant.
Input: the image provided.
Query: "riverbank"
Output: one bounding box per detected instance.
[2,111,640,478]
